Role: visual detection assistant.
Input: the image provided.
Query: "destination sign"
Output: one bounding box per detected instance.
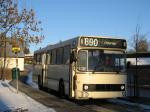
[80,37,126,49]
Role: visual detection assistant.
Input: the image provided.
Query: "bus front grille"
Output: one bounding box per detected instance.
[83,84,125,91]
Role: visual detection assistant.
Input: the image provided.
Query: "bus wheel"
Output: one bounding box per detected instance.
[59,79,65,98]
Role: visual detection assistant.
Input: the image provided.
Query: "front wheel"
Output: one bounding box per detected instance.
[59,80,65,98]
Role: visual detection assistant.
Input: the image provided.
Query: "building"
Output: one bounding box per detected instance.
[0,41,24,71]
[24,54,33,64]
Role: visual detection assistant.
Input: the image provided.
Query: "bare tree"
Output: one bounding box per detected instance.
[0,0,44,80]
[129,24,149,53]
[24,47,30,54]
[128,24,150,98]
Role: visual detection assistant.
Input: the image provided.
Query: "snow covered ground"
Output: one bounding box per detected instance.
[0,80,56,112]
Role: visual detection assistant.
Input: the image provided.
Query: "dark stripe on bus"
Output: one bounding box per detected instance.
[83,84,125,91]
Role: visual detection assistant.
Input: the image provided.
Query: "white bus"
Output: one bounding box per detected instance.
[33,36,127,99]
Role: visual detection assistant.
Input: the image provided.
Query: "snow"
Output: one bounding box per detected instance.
[127,58,150,65]
[0,80,56,112]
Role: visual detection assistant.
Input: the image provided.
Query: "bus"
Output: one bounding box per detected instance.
[33,36,127,99]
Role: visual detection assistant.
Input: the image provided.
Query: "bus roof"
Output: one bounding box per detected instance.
[34,36,79,54]
[34,36,126,54]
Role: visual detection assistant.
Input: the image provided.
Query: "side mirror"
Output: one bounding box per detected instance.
[70,51,77,63]
[126,61,131,69]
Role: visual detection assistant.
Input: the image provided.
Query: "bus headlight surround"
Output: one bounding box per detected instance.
[84,85,89,90]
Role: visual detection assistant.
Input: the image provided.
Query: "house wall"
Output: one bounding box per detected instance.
[0,57,24,71]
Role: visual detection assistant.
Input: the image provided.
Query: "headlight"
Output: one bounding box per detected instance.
[121,85,125,90]
[84,85,89,90]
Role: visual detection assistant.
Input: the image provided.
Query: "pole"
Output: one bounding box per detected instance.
[135,53,139,97]
[16,52,19,93]
[135,39,139,98]
[2,35,7,80]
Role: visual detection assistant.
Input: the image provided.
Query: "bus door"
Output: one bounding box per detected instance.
[41,53,46,87]
[45,54,50,88]
[70,50,77,98]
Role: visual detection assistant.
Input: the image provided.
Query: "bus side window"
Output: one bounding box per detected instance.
[51,49,56,64]
[34,54,37,64]
[39,54,42,64]
[46,54,50,64]
[42,54,46,64]
[47,50,52,64]
[56,47,63,64]
[63,45,70,64]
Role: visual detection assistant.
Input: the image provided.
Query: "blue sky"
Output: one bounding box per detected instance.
[19,0,150,53]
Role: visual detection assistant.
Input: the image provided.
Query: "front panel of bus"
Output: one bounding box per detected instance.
[72,37,127,99]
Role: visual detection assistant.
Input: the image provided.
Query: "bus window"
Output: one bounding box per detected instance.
[77,50,88,71]
[37,54,41,64]
[77,50,125,72]
[42,54,46,64]
[47,50,52,64]
[51,49,56,64]
[63,46,70,64]
[56,47,63,64]
[46,54,50,64]
[88,50,102,71]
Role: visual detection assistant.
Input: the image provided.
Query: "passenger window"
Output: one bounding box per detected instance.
[46,54,50,64]
[51,49,56,64]
[63,46,70,64]
[47,50,52,64]
[56,47,63,64]
[42,54,46,64]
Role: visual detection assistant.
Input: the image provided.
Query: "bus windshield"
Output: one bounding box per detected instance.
[77,49,126,72]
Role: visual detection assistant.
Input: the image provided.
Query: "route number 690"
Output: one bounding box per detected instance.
[84,38,98,46]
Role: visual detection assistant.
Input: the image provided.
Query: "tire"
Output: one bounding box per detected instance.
[59,79,65,98]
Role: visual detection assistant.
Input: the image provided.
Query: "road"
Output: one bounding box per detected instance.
[21,64,150,112]
[10,80,150,112]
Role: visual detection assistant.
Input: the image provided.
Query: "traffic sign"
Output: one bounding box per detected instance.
[12,47,21,53]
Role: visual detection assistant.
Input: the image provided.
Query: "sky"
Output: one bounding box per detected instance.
[19,0,150,53]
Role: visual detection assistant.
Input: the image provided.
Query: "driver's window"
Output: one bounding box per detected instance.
[77,51,87,71]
